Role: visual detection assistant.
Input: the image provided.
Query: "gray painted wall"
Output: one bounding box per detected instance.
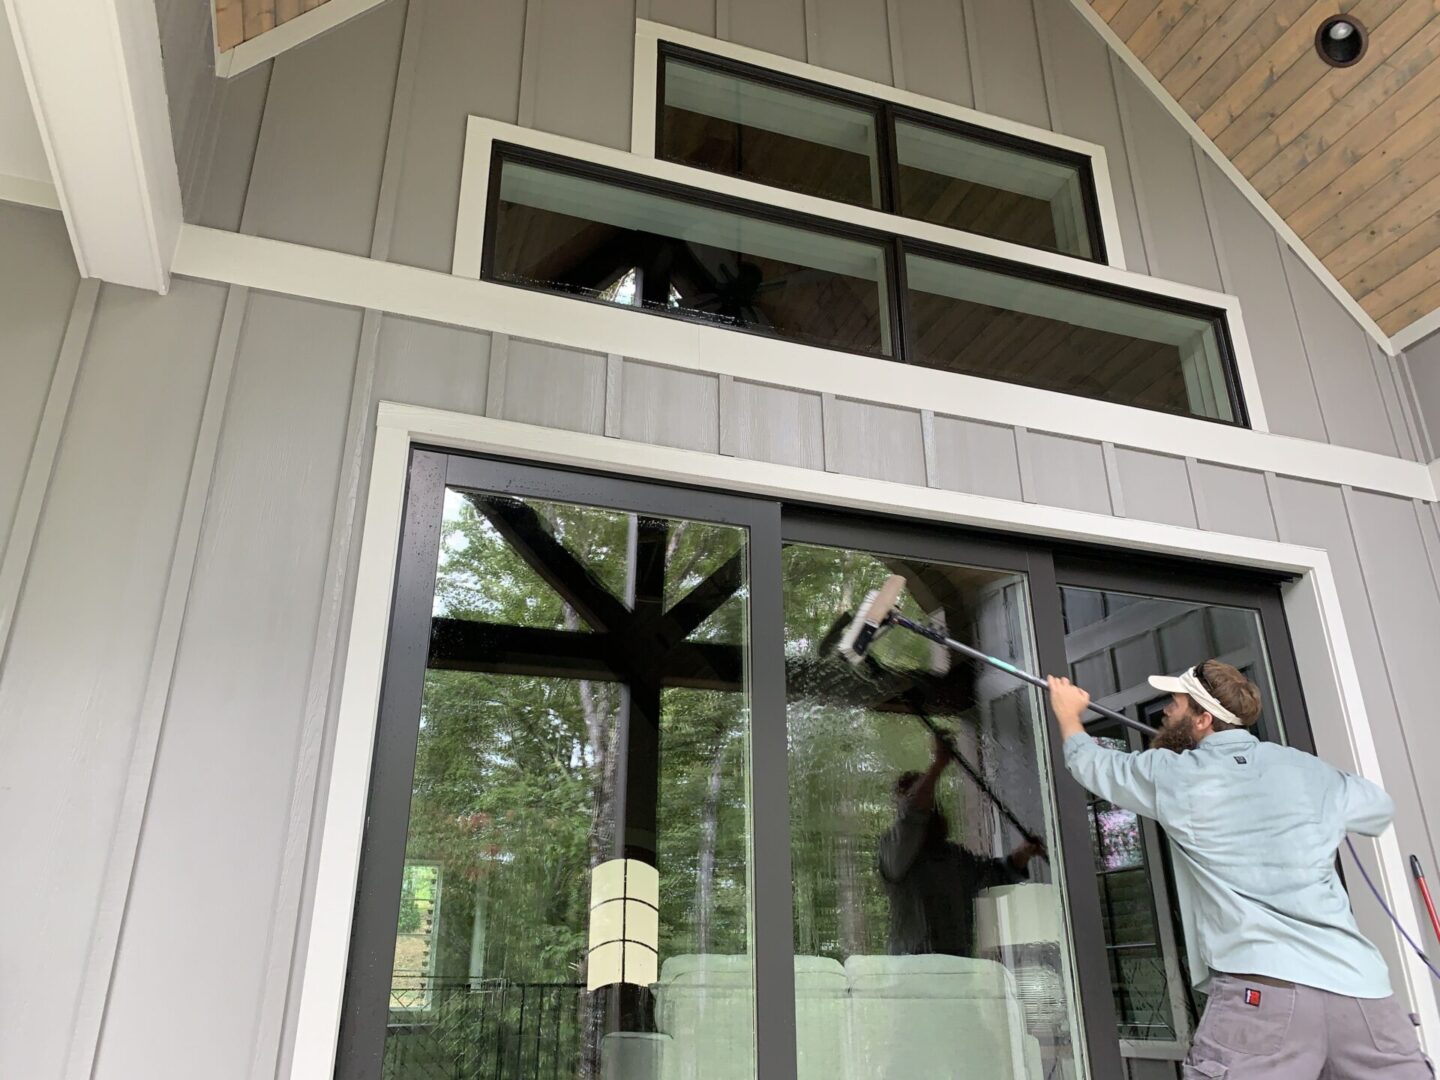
[1405,330,1440,459]
[2,1,1439,1077]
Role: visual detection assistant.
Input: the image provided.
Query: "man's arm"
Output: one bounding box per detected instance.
[1047,676,1174,825]
[879,736,949,883]
[1338,772,1395,837]
[878,809,929,883]
[906,735,949,813]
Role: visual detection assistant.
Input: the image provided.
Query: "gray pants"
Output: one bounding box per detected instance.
[1184,974,1433,1078]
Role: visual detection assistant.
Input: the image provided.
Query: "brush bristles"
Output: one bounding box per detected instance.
[837,574,908,664]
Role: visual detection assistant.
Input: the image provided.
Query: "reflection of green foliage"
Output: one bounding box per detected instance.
[397,864,437,934]
[402,495,1027,991]
[401,494,754,995]
[783,545,939,959]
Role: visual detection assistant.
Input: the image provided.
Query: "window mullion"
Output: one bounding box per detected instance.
[747,500,798,1080]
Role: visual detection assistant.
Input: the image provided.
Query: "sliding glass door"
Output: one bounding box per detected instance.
[336,450,1312,1080]
[779,515,1107,1080]
[337,452,790,1080]
[1054,554,1311,1079]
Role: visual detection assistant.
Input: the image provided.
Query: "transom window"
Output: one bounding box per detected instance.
[656,45,1106,263]
[482,146,1244,424]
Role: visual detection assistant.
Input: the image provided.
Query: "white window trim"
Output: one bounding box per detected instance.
[628,19,1129,274]
[286,403,1436,1077]
[454,115,1270,436]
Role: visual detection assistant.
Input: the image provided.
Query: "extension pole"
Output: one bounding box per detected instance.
[1414,855,1440,947]
[886,613,1158,740]
[904,697,1044,849]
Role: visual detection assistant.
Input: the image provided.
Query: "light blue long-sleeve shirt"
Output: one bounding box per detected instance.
[1064,728,1395,997]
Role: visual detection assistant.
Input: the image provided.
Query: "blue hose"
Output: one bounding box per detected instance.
[1344,837,1440,983]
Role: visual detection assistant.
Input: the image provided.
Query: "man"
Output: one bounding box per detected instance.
[1048,660,1432,1078]
[879,734,1044,958]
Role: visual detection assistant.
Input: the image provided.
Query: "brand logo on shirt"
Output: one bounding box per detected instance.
[1244,988,1262,1007]
[1234,756,1248,764]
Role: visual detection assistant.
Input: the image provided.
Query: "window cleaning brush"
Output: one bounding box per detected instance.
[837,573,1157,739]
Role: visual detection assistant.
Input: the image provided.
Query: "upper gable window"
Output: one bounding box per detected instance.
[659,53,884,209]
[656,45,1106,263]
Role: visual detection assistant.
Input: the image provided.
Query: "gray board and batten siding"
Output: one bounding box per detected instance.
[2,2,1440,1079]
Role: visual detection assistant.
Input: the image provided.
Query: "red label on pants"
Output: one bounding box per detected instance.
[1245,988,1262,1007]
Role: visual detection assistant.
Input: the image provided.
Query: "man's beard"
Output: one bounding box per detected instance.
[1150,712,1201,753]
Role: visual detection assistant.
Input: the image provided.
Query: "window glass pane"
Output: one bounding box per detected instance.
[392,863,442,1011]
[1060,585,1285,1055]
[492,158,893,355]
[660,55,883,208]
[381,489,755,1080]
[906,253,1235,422]
[896,120,1095,259]
[785,544,1087,1079]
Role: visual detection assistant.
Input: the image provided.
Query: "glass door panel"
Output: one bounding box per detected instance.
[1059,583,1287,1065]
[361,484,757,1080]
[782,540,1088,1079]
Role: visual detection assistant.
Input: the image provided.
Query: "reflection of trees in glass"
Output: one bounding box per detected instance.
[384,492,752,1078]
[397,865,435,933]
[783,544,1005,960]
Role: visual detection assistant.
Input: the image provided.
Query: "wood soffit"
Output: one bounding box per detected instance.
[1088,0,1440,339]
[214,0,331,52]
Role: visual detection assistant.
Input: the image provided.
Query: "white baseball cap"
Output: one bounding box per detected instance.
[1147,664,1246,726]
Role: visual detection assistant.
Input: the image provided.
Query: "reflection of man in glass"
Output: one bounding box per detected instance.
[879,735,1045,957]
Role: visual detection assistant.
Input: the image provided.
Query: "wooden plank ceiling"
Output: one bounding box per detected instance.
[214,0,332,53]
[1088,0,1440,338]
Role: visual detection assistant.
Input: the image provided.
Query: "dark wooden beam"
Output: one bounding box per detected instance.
[656,549,744,647]
[465,493,630,633]
[427,617,743,690]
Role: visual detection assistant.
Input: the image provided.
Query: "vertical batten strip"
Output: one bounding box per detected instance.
[0,278,98,669]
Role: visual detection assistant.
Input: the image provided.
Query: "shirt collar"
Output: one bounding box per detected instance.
[1198,729,1258,750]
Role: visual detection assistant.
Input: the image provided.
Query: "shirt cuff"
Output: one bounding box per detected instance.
[1063,730,1095,766]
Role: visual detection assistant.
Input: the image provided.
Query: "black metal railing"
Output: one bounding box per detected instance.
[382,979,587,1080]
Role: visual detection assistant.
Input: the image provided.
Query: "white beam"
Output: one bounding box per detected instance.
[2,0,181,292]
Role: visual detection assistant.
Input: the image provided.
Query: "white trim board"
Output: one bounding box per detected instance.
[4,0,182,292]
[214,0,391,78]
[287,402,1439,1078]
[0,171,59,211]
[1395,308,1440,355]
[453,115,1269,435]
[172,224,1434,501]
[1062,0,1398,358]
[627,18,1129,273]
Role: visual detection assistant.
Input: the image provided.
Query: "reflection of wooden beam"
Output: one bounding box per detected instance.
[465,494,629,633]
[429,619,621,681]
[427,618,743,691]
[658,550,744,646]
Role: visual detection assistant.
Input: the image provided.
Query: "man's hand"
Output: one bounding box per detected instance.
[1009,836,1047,871]
[1047,675,1089,742]
[930,733,953,768]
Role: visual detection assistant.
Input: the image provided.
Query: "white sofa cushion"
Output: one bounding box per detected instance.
[844,954,1034,1079]
[654,955,847,1080]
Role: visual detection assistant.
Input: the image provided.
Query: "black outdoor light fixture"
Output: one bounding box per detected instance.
[1316,15,1367,67]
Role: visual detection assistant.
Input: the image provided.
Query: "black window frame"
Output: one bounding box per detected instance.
[336,449,1322,1080]
[655,41,1110,265]
[901,237,1248,427]
[481,144,1249,427]
[481,142,904,364]
[1051,554,1318,1063]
